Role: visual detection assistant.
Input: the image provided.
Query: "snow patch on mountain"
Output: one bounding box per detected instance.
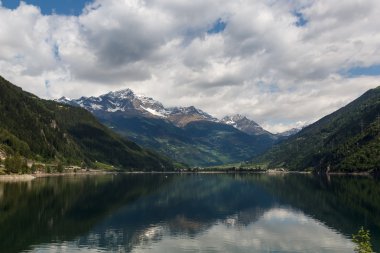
[90,104,103,110]
[141,106,167,118]
[107,106,124,112]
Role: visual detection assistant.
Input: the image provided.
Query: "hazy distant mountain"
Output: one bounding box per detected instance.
[58,89,276,166]
[254,86,380,172]
[0,76,175,171]
[277,128,301,137]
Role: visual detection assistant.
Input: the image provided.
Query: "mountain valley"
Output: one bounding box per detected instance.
[58,89,282,166]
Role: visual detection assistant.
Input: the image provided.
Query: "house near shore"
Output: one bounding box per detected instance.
[66,166,81,170]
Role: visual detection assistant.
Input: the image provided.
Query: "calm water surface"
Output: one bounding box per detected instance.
[0,173,379,253]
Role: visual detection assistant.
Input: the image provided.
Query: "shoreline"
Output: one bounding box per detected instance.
[0,174,36,182]
[320,172,373,176]
[0,169,113,181]
[0,169,376,181]
[34,170,112,178]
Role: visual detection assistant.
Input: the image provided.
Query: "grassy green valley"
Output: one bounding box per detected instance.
[0,76,175,172]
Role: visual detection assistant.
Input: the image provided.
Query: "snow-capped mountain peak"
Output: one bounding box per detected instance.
[221,114,252,126]
[105,88,135,100]
[56,89,280,134]
[56,88,219,126]
[224,114,246,122]
[57,96,72,103]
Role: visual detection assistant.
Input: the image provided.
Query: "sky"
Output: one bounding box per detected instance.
[0,0,380,133]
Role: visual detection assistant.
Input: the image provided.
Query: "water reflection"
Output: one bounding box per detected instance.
[0,174,378,252]
[27,208,355,253]
[129,208,354,253]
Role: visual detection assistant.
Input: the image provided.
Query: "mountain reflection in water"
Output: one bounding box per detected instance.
[0,173,379,253]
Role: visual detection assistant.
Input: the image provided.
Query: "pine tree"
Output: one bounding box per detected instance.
[352,227,374,253]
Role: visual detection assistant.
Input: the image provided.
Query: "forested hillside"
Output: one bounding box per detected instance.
[0,76,174,171]
[255,86,380,172]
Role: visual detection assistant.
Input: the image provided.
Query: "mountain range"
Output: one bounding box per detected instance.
[58,89,218,127]
[0,76,175,171]
[58,89,287,166]
[254,86,380,172]
[58,89,278,134]
[0,74,378,172]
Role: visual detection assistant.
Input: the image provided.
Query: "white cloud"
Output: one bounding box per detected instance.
[0,0,379,132]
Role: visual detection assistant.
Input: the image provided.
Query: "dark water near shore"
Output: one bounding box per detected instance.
[0,173,379,253]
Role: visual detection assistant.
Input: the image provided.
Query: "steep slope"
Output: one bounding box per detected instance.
[0,76,174,171]
[255,86,380,172]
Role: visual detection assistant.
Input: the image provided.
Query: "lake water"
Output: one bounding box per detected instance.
[0,173,379,253]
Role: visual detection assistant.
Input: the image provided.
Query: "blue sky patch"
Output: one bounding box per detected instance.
[1,0,93,16]
[207,18,227,34]
[293,11,308,27]
[347,64,380,77]
[52,43,61,61]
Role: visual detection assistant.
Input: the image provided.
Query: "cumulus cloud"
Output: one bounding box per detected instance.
[0,0,379,132]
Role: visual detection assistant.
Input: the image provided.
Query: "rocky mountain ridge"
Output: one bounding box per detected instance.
[58,89,218,128]
[58,88,295,137]
[221,114,276,138]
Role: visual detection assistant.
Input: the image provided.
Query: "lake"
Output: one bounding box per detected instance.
[0,173,379,253]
